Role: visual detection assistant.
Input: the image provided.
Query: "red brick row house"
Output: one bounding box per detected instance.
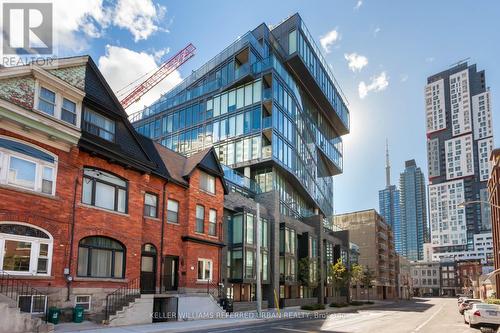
[0,56,227,323]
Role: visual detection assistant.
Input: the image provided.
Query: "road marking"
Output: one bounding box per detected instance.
[412,304,444,332]
[273,327,312,333]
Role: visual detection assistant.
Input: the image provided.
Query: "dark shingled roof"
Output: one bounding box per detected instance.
[152,142,228,193]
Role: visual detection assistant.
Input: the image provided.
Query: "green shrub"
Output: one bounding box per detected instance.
[301,303,325,311]
[350,301,364,306]
[486,299,500,305]
[364,301,374,305]
[330,302,348,308]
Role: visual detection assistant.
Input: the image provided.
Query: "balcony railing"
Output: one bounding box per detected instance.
[222,165,261,194]
[262,116,272,129]
[262,145,272,159]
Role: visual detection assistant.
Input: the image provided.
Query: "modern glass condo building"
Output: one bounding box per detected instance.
[131,13,351,308]
[131,13,349,221]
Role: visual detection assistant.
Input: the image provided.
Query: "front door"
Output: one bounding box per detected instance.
[141,244,157,294]
[163,256,178,291]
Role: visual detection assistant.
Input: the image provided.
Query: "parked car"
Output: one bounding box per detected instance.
[458,297,468,305]
[463,303,500,329]
[459,299,482,315]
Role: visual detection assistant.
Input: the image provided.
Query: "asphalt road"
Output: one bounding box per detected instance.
[187,298,488,333]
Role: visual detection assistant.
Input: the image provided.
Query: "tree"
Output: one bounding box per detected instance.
[350,263,364,300]
[361,267,375,301]
[328,259,350,300]
[298,257,319,288]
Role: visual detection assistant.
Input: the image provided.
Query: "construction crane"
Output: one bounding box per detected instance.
[120,43,196,109]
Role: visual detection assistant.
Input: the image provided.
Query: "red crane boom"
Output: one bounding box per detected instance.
[120,43,196,109]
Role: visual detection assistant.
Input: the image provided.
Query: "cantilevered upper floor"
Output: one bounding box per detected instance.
[130,14,350,217]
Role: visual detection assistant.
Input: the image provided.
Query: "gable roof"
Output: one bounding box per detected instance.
[78,57,159,173]
[152,142,228,193]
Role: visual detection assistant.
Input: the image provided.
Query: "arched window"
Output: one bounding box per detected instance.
[77,236,125,278]
[0,223,53,275]
[82,168,128,213]
[0,136,57,195]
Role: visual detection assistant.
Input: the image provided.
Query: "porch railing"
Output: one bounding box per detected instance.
[0,270,47,315]
[104,277,140,321]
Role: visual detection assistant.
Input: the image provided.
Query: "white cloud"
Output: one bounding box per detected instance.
[51,0,111,52]
[401,74,409,82]
[374,27,381,36]
[98,45,182,114]
[31,0,165,53]
[354,0,363,10]
[113,0,167,42]
[344,53,368,72]
[320,29,340,53]
[358,72,389,99]
[426,57,435,63]
[152,47,171,62]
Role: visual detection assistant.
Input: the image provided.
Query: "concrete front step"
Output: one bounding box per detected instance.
[0,297,54,333]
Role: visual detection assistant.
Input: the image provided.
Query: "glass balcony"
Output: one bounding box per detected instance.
[222,164,261,194]
[262,88,272,101]
[262,145,272,159]
[262,116,272,129]
[130,32,266,124]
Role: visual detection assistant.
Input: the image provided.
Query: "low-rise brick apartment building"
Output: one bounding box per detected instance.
[334,209,398,300]
[488,148,500,297]
[0,57,227,324]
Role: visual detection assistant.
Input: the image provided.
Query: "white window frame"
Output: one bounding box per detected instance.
[0,222,53,276]
[197,258,213,282]
[208,209,217,236]
[0,135,58,196]
[199,171,216,194]
[75,295,92,312]
[18,295,47,314]
[33,81,82,128]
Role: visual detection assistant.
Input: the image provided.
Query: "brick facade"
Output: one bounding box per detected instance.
[0,57,225,320]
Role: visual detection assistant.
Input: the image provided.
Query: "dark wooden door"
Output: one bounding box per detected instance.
[163,256,178,291]
[141,244,157,294]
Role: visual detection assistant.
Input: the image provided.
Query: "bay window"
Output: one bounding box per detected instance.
[77,236,125,278]
[0,223,53,276]
[82,168,128,213]
[0,137,57,195]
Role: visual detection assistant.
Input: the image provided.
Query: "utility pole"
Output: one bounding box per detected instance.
[256,203,262,317]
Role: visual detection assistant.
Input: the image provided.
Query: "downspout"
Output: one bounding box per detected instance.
[67,174,79,301]
[159,181,167,293]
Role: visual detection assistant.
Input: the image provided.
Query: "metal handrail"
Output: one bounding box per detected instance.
[0,270,47,314]
[104,277,140,320]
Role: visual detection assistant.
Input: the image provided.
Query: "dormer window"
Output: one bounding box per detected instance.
[35,84,81,126]
[83,109,115,142]
[38,87,56,116]
[61,98,77,125]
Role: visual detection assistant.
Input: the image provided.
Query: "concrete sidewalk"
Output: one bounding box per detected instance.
[55,300,396,333]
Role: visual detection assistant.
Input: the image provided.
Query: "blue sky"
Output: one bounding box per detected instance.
[27,0,500,214]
